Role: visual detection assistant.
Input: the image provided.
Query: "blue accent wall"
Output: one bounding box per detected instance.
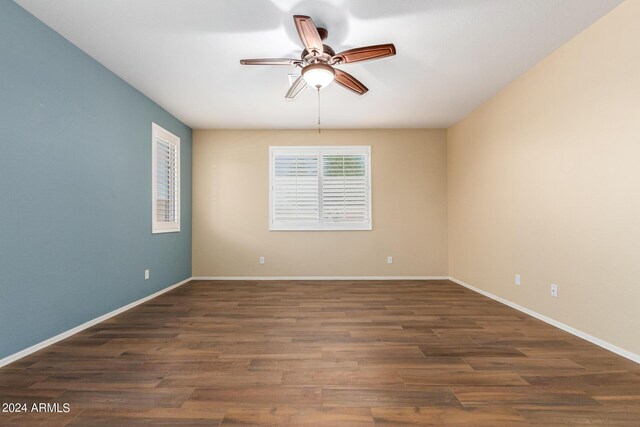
[0,1,192,359]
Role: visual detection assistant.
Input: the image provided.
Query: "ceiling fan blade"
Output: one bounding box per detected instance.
[333,43,396,64]
[285,75,308,99]
[240,58,300,66]
[293,15,323,55]
[334,69,368,95]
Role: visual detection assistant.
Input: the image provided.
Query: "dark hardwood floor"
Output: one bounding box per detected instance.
[1,279,639,426]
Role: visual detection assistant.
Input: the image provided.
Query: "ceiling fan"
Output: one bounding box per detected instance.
[240,15,396,99]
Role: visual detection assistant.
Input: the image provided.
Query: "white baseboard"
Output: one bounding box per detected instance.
[0,277,192,368]
[448,276,640,364]
[192,276,450,281]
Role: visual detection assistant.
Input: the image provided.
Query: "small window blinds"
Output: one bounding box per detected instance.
[152,123,180,233]
[269,146,371,230]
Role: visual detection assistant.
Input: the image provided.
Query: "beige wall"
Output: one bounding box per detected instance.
[448,1,640,355]
[193,129,448,277]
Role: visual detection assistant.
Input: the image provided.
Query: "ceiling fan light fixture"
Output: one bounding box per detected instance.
[302,63,335,89]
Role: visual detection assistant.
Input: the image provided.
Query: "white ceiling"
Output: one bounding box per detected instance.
[15,0,622,129]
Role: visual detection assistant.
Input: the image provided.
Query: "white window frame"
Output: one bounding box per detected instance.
[152,123,180,234]
[269,146,372,231]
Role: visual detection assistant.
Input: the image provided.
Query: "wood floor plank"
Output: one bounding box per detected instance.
[0,387,66,405]
[371,406,528,426]
[580,384,640,406]
[463,356,587,373]
[158,370,284,387]
[219,407,373,427]
[188,386,322,407]
[1,410,80,427]
[69,407,225,426]
[521,371,640,387]
[452,386,602,408]
[52,388,194,410]
[517,406,640,426]
[399,369,529,386]
[322,387,462,408]
[29,373,165,390]
[249,358,357,370]
[282,368,404,387]
[0,373,48,388]
[419,345,526,358]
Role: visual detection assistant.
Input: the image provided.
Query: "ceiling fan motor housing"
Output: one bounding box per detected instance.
[301,44,336,62]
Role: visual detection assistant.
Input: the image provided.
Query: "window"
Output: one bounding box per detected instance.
[269,146,371,231]
[152,123,180,233]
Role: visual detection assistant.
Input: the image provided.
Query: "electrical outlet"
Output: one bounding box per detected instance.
[259,256,265,265]
[144,269,150,280]
[387,256,393,264]
[515,274,521,286]
[550,283,558,298]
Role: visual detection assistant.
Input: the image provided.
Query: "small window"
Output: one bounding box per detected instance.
[269,146,372,231]
[152,123,180,233]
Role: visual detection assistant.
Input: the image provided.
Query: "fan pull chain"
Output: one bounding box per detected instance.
[317,87,321,134]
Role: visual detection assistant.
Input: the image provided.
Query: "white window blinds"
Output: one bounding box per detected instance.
[152,123,180,233]
[322,154,368,224]
[269,146,371,231]
[273,155,320,223]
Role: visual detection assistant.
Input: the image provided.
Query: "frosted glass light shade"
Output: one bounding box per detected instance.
[302,63,335,89]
